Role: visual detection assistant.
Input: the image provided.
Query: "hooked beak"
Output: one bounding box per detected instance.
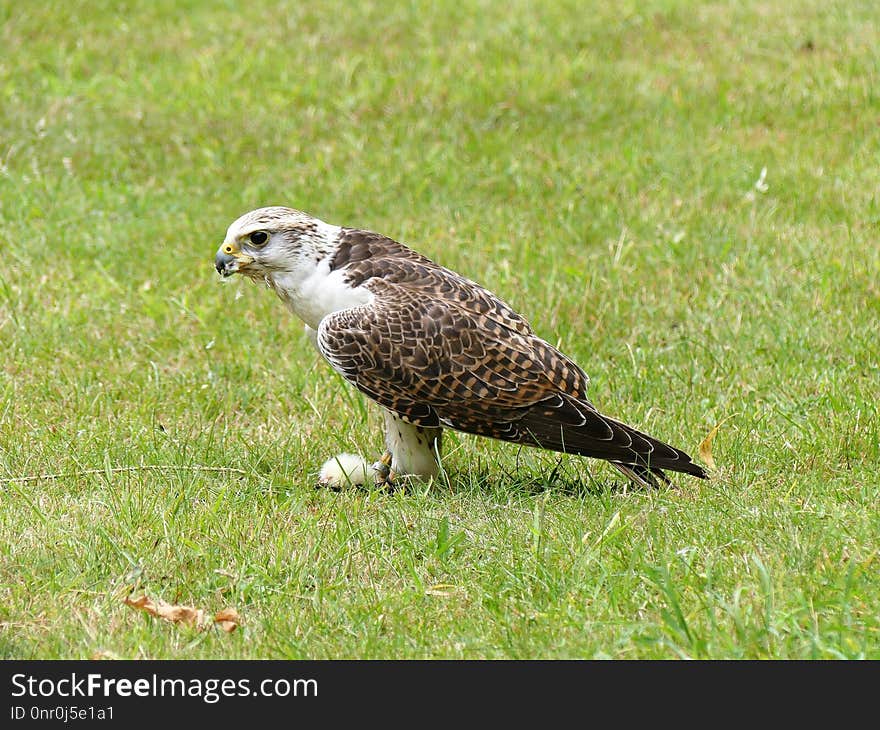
[214,242,254,277]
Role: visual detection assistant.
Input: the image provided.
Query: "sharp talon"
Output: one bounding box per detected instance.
[369,453,407,490]
[372,453,394,488]
[374,471,395,489]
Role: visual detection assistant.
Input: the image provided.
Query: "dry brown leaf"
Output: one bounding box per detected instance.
[124,595,242,633]
[123,595,154,612]
[698,426,718,471]
[90,649,119,660]
[213,607,241,633]
[699,416,735,472]
[123,595,206,629]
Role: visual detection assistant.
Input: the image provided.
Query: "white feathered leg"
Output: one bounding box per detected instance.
[310,321,443,487]
[380,409,443,484]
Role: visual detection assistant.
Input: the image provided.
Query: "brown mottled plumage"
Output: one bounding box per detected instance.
[215,206,708,487]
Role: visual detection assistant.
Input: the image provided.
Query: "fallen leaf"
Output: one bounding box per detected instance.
[699,416,735,472]
[124,595,242,633]
[213,607,241,633]
[123,595,206,629]
[698,426,718,471]
[90,649,119,660]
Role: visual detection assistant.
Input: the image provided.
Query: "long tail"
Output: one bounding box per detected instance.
[513,392,709,485]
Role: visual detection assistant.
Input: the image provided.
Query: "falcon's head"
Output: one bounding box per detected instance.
[214,206,327,280]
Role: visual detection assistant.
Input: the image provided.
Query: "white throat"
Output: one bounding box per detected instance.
[267,232,374,329]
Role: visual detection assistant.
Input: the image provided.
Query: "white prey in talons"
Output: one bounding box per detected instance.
[318,410,443,490]
[317,453,374,488]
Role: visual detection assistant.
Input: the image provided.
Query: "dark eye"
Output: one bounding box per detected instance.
[248,231,269,246]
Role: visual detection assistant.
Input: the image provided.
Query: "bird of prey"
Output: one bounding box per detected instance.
[215,207,708,489]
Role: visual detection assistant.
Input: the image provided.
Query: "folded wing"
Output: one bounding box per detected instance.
[316,269,706,482]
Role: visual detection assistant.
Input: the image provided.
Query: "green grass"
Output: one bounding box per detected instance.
[1,0,878,659]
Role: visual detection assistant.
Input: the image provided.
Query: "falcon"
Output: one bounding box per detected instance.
[214,207,708,489]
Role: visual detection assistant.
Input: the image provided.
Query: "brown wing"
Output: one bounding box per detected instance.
[331,228,536,339]
[316,272,706,478]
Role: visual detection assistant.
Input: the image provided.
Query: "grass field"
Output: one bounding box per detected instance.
[1,0,877,659]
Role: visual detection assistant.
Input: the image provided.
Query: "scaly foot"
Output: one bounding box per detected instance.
[372,451,396,488]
